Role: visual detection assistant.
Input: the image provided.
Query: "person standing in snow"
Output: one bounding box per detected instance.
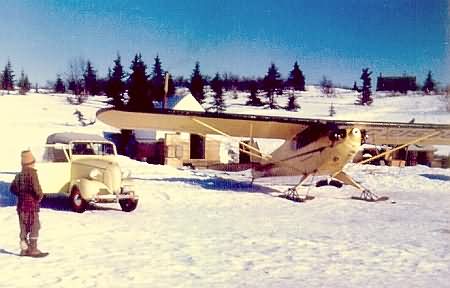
[10,150,46,257]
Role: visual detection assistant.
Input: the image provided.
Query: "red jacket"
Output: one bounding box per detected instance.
[10,167,44,212]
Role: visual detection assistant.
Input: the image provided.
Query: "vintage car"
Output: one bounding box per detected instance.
[35,132,138,213]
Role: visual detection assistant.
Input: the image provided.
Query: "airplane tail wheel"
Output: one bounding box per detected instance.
[70,186,87,213]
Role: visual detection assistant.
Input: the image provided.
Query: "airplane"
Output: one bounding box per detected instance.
[97,108,450,202]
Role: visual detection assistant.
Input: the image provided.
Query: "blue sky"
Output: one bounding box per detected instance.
[0,0,448,86]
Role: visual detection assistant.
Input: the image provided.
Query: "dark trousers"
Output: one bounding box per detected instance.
[18,211,40,241]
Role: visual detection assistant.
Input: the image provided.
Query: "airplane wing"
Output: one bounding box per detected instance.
[341,122,450,145]
[97,108,309,139]
[96,108,450,145]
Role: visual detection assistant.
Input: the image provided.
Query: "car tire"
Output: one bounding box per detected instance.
[119,199,138,212]
[70,186,87,213]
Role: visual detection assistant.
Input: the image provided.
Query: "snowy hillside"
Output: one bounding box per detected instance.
[1,89,450,288]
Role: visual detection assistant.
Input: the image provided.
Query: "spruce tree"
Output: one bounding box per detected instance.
[263,63,282,109]
[17,70,31,94]
[190,62,205,103]
[358,68,373,105]
[150,55,166,101]
[352,81,359,91]
[54,74,66,93]
[210,73,225,112]
[1,60,15,93]
[106,54,126,109]
[422,71,435,94]
[166,74,175,97]
[83,60,97,95]
[246,80,263,106]
[127,53,153,112]
[287,61,305,91]
[286,91,300,111]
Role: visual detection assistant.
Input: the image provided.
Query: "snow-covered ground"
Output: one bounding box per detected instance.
[1,89,449,288]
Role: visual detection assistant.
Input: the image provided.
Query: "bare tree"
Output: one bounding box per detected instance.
[66,57,86,104]
[320,76,334,97]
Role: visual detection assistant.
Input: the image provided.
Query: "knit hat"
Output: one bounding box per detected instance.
[21,150,36,167]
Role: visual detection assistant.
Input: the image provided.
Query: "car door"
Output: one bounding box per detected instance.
[35,146,71,194]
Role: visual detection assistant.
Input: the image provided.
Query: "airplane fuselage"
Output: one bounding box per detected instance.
[252,128,362,178]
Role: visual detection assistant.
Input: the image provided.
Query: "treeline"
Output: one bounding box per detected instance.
[50,54,307,111]
[0,59,32,95]
[1,55,440,111]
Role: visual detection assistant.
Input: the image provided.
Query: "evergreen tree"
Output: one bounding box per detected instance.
[246,80,263,106]
[54,74,66,93]
[329,103,336,116]
[190,62,205,103]
[17,70,31,94]
[127,53,153,112]
[174,76,188,88]
[1,60,15,93]
[263,63,282,109]
[210,73,225,112]
[358,68,373,105]
[287,61,305,91]
[106,54,126,109]
[150,55,166,101]
[422,71,435,94]
[166,74,175,96]
[352,81,359,91]
[83,60,98,95]
[286,91,300,111]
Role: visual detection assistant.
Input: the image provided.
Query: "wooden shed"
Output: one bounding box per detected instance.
[391,144,436,167]
[376,74,417,93]
[133,94,224,168]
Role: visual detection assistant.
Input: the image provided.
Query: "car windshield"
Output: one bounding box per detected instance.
[71,142,115,156]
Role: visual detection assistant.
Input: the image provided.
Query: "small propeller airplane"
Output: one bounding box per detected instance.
[97,107,450,202]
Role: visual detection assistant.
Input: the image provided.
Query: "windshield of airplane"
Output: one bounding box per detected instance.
[71,142,115,156]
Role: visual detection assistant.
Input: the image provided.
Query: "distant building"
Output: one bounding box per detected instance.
[376,74,417,93]
[132,94,226,168]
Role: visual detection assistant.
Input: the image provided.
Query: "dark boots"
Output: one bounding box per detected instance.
[19,239,29,256]
[28,239,44,256]
[20,238,47,257]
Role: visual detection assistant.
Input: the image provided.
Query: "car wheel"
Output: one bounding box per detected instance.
[119,199,138,212]
[70,186,87,213]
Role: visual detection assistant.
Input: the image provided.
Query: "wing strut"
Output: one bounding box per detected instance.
[356,130,441,165]
[191,117,272,161]
[191,117,308,177]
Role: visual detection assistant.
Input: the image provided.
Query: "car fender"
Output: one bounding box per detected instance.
[72,178,110,201]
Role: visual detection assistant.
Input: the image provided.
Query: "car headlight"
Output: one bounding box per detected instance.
[89,168,101,180]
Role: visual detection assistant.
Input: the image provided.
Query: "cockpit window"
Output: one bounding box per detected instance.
[294,123,339,149]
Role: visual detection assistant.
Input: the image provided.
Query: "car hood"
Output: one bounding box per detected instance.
[72,158,118,170]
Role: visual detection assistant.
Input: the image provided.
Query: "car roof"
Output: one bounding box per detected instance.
[46,133,109,144]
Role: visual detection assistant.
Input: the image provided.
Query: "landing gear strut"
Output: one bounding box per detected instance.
[279,174,315,203]
[334,171,389,202]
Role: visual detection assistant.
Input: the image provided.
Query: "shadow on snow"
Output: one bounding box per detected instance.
[420,174,450,182]
[0,181,16,207]
[1,182,121,212]
[132,176,279,194]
